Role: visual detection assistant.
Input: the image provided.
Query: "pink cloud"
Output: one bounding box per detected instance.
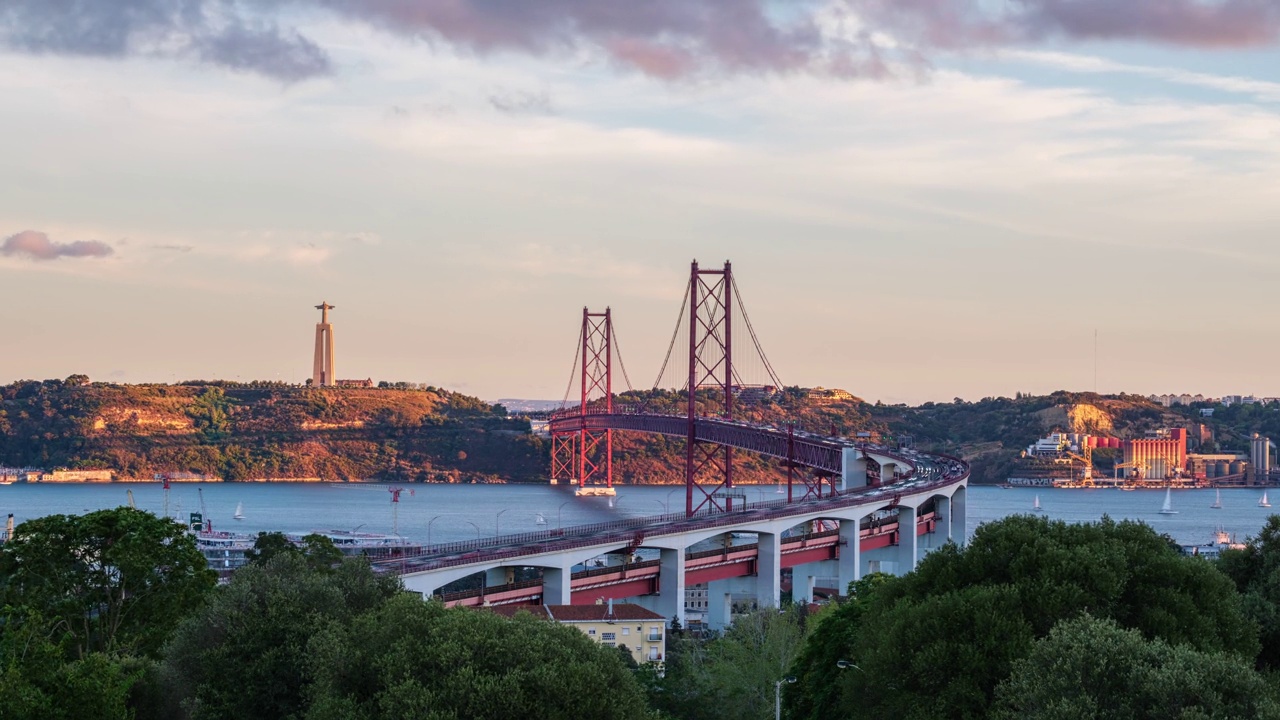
[1,230,114,261]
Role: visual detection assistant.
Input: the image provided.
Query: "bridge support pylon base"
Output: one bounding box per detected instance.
[574,487,617,497]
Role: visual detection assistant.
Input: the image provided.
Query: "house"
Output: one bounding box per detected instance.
[488,601,666,665]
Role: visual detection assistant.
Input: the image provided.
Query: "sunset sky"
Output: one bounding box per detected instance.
[3,1,1279,404]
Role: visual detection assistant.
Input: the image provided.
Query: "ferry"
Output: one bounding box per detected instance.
[193,521,424,579]
[1180,528,1247,559]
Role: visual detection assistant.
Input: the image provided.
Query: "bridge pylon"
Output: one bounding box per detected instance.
[686,260,735,516]
[550,307,615,494]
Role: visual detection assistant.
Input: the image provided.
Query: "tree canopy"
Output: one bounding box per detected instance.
[0,507,215,657]
[787,515,1259,720]
[992,615,1280,719]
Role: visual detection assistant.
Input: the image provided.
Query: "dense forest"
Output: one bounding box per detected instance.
[7,508,1280,719]
[5,377,1278,486]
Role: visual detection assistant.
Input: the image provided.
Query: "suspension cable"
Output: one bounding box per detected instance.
[653,282,691,390]
[559,322,583,408]
[732,276,783,388]
[611,322,635,393]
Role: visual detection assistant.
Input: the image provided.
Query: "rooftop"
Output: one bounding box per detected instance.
[487,603,664,622]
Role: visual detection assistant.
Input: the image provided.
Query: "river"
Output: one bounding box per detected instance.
[2,483,1273,547]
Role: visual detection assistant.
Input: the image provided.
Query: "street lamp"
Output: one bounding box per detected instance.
[496,508,509,536]
[836,660,862,671]
[557,500,572,530]
[664,488,679,513]
[775,676,797,720]
[426,515,442,547]
[464,521,481,541]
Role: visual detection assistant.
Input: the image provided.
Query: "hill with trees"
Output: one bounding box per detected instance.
[0,377,544,483]
[4,378,1275,486]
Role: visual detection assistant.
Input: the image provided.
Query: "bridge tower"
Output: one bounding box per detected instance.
[550,308,616,493]
[686,260,736,516]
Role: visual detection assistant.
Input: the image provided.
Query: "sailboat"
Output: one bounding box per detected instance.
[1211,489,1222,509]
[1159,488,1177,515]
[1260,491,1271,509]
[233,502,245,520]
[1033,495,1043,512]
[535,513,547,525]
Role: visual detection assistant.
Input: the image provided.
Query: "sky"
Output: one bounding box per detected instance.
[2,0,1279,404]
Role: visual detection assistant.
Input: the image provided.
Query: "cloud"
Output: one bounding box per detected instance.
[849,0,1280,50]
[0,0,331,83]
[150,243,194,253]
[1,230,114,261]
[4,1,1276,84]
[489,88,553,115]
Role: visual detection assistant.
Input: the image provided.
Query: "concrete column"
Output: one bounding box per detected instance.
[841,448,868,491]
[951,486,967,547]
[896,505,918,574]
[837,517,861,594]
[880,462,897,485]
[657,547,686,628]
[486,567,514,586]
[542,563,573,605]
[799,574,816,604]
[932,496,951,549]
[756,531,781,609]
[707,579,734,631]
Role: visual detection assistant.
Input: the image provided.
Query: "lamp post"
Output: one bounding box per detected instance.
[426,515,442,548]
[464,521,481,541]
[557,500,572,530]
[664,488,679,513]
[775,676,797,720]
[496,508,509,536]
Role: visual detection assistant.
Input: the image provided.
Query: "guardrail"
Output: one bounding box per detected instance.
[384,460,967,579]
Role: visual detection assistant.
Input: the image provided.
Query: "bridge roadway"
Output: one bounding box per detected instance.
[547,406,916,481]
[389,447,968,628]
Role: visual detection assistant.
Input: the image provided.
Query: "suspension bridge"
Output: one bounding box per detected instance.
[388,260,969,628]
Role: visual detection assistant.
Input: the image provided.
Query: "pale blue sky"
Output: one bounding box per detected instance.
[1,1,1278,403]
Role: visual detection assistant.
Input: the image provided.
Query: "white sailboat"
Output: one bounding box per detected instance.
[1211,489,1222,509]
[1159,488,1177,515]
[1033,495,1043,512]
[233,502,245,520]
[1260,491,1271,509]
[535,513,547,525]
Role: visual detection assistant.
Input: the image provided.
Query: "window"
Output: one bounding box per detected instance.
[601,632,617,642]
[621,628,629,635]
[588,629,596,636]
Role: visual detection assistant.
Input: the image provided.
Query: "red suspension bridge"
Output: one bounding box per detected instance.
[549,260,883,515]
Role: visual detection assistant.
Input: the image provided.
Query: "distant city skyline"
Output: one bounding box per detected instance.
[2,2,1279,404]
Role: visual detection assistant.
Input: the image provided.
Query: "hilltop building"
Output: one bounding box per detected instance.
[312,302,336,387]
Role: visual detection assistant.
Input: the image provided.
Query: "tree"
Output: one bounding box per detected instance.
[0,508,215,657]
[243,532,343,572]
[303,594,652,720]
[649,605,810,720]
[160,553,401,720]
[790,516,1259,720]
[1217,514,1280,670]
[992,615,1280,719]
[0,612,141,720]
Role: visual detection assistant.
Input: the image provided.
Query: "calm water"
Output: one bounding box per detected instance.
[1,483,1273,547]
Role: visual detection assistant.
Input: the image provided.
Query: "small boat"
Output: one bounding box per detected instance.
[1260,491,1271,509]
[1033,495,1043,512]
[1211,489,1222,509]
[535,513,547,525]
[1159,488,1177,515]
[233,502,245,521]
